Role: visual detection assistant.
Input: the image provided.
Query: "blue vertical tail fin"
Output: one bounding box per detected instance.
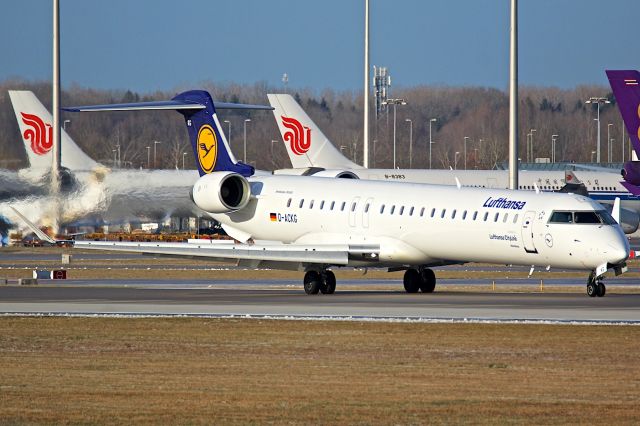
[63,90,273,177]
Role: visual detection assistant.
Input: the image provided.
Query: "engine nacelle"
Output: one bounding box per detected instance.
[273,167,359,179]
[621,161,640,186]
[191,172,251,213]
[604,204,640,234]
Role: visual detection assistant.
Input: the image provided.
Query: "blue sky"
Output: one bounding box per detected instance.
[1,0,638,93]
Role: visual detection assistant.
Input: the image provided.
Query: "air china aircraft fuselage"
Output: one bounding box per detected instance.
[196,174,628,271]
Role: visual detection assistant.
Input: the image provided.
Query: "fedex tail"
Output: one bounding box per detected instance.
[8,91,100,171]
[267,94,363,170]
[606,70,640,194]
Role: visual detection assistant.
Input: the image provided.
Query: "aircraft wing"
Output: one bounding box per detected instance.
[74,240,380,270]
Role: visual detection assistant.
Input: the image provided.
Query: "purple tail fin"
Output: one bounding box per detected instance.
[606,70,640,157]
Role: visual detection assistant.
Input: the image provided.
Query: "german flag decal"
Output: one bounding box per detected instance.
[270,213,277,222]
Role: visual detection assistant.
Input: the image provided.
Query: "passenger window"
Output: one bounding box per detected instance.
[351,202,357,212]
[420,207,425,217]
[409,207,414,216]
[287,198,292,208]
[494,212,499,222]
[513,214,519,224]
[549,211,573,223]
[365,203,370,213]
[462,210,467,220]
[473,211,478,220]
[309,200,314,209]
[299,199,304,208]
[483,212,488,221]
[341,202,346,211]
[390,205,396,215]
[431,208,436,218]
[441,209,446,219]
[503,213,508,223]
[399,206,405,215]
[380,204,385,214]
[320,200,325,210]
[451,209,456,219]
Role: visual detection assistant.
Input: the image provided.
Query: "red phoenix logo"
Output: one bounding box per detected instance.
[20,112,53,155]
[281,116,311,155]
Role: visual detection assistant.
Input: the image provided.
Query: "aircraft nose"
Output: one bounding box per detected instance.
[606,239,630,265]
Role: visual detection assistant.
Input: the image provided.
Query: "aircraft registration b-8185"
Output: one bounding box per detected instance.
[60,90,629,297]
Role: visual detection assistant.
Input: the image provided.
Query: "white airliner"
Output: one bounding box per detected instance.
[267,94,640,234]
[2,91,269,233]
[56,89,629,298]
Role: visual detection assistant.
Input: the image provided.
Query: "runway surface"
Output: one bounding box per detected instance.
[1,280,639,324]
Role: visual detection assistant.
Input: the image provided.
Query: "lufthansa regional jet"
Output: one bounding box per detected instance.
[266,94,640,234]
[59,90,629,297]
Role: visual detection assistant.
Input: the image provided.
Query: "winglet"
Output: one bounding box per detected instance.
[9,206,57,244]
[612,197,621,224]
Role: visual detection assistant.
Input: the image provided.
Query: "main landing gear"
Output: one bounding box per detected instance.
[586,271,606,297]
[303,270,336,295]
[403,268,436,293]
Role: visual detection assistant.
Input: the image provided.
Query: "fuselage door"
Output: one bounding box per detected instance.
[349,196,361,227]
[362,197,373,228]
[521,210,538,253]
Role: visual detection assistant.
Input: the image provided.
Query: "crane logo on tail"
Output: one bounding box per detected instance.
[20,112,52,155]
[281,116,311,155]
[197,124,218,173]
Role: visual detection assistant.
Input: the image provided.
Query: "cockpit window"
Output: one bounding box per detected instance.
[549,211,573,223]
[574,212,601,224]
[596,210,618,225]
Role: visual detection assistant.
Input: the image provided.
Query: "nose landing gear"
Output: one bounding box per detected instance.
[586,271,606,297]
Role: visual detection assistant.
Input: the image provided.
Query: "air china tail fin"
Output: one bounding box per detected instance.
[64,90,271,177]
[8,90,100,171]
[267,94,363,170]
[606,70,640,157]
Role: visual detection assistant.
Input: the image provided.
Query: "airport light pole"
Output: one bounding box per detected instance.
[551,134,558,163]
[271,140,278,168]
[405,119,413,168]
[611,139,615,162]
[607,123,613,162]
[591,150,597,163]
[585,96,610,163]
[243,119,251,163]
[429,118,437,169]
[153,140,161,169]
[112,149,117,167]
[464,136,470,170]
[182,152,187,170]
[478,138,483,168]
[146,146,150,169]
[454,151,460,170]
[224,120,231,146]
[116,144,121,168]
[529,129,536,162]
[382,99,406,169]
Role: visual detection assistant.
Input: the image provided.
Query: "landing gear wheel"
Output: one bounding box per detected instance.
[403,269,421,293]
[596,281,606,297]
[419,268,436,293]
[586,282,598,297]
[320,270,336,294]
[304,271,322,295]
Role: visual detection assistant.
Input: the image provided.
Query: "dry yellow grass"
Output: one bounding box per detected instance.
[0,317,639,424]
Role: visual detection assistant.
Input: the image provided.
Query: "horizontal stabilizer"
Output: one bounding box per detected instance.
[9,206,56,244]
[63,100,273,112]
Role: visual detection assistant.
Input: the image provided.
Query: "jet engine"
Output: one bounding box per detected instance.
[621,161,640,186]
[190,172,251,213]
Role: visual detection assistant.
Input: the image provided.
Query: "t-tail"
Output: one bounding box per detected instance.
[64,90,272,177]
[267,94,363,170]
[606,70,640,195]
[8,90,100,171]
